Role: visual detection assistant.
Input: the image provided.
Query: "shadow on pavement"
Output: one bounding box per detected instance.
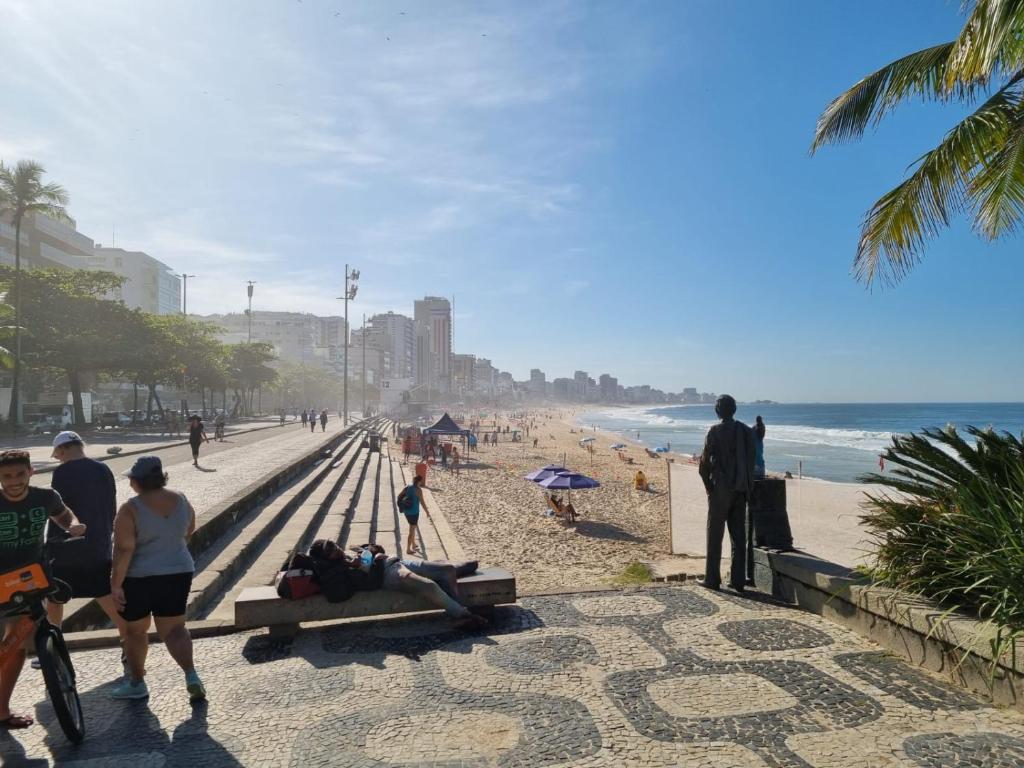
[239,604,544,671]
[32,676,242,764]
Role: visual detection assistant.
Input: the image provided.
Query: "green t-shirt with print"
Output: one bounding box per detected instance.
[0,487,65,568]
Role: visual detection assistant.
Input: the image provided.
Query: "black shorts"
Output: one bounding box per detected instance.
[52,560,112,599]
[120,572,192,622]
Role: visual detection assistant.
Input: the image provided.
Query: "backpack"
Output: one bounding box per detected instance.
[397,485,415,511]
[275,568,319,599]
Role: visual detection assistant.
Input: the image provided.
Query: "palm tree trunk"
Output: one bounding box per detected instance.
[132,380,140,423]
[8,215,22,427]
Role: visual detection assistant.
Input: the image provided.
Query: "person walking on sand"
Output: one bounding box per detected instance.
[451,446,460,476]
[698,395,755,593]
[319,409,328,432]
[398,475,429,556]
[110,456,205,702]
[187,415,209,468]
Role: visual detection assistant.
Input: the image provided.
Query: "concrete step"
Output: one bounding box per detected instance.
[342,451,379,550]
[184,429,366,619]
[375,442,401,553]
[200,424,377,622]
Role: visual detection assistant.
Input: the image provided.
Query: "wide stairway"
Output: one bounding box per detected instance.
[199,419,465,623]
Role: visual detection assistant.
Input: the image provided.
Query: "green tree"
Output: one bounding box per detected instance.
[270,362,343,412]
[0,160,69,425]
[226,343,277,416]
[812,1,1024,285]
[0,267,133,425]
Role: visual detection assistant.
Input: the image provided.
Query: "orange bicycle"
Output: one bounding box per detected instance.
[0,541,85,743]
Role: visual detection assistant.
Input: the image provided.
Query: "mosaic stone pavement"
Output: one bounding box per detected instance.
[3,584,1024,767]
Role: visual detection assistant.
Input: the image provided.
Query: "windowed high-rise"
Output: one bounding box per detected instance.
[413,297,451,393]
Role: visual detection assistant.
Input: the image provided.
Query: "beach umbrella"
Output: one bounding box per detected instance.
[538,471,600,504]
[610,443,626,450]
[579,437,596,444]
[524,465,568,482]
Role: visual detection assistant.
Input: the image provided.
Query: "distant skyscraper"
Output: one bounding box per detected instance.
[369,311,415,379]
[413,297,452,393]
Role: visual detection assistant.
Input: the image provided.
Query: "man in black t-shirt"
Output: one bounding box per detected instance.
[0,449,85,730]
[48,431,124,634]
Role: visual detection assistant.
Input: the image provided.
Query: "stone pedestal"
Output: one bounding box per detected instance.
[749,479,794,550]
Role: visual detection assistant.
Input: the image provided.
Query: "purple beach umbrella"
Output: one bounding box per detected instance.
[524,465,568,482]
[538,471,600,504]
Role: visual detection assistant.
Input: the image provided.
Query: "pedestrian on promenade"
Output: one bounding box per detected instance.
[399,474,428,556]
[309,409,317,433]
[0,450,87,729]
[45,432,127,641]
[301,410,308,428]
[213,410,226,442]
[110,456,205,702]
[697,394,755,592]
[754,416,766,480]
[319,409,328,432]
[187,415,209,468]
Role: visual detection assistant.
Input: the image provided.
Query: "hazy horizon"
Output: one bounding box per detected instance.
[3,0,1023,402]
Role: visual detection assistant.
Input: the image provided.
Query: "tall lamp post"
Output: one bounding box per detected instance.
[339,265,359,427]
[181,274,196,315]
[246,281,257,342]
[361,313,367,418]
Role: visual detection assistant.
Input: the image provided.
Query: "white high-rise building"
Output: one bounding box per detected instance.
[87,247,181,315]
[413,296,451,393]
[369,312,415,380]
[198,311,346,368]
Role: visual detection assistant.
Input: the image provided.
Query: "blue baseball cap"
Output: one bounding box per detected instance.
[124,455,163,480]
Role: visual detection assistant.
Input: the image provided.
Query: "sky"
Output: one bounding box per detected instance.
[1,0,1022,402]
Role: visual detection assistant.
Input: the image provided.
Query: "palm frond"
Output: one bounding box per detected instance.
[853,79,1021,284]
[969,101,1024,237]
[811,43,963,153]
[948,0,1024,85]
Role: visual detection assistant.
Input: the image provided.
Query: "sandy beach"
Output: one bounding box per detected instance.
[424,409,882,593]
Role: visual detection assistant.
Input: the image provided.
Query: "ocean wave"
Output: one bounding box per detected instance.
[763,424,894,453]
[584,409,896,453]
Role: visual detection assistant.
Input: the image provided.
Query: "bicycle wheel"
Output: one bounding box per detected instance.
[35,623,85,743]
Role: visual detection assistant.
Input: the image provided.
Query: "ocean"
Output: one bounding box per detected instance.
[579,403,1024,483]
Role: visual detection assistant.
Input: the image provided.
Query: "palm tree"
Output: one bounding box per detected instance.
[811,1,1024,286]
[0,160,69,427]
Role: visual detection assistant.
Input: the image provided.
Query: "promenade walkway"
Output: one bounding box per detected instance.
[4,584,1023,767]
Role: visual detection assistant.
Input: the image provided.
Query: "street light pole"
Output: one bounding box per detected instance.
[181,274,195,315]
[361,313,366,417]
[339,265,359,427]
[246,281,256,342]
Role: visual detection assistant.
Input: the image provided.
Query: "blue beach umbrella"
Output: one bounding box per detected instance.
[538,471,600,504]
[524,465,568,482]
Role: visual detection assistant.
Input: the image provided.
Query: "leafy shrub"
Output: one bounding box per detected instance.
[860,426,1024,641]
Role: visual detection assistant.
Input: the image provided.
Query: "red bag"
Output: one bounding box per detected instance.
[275,568,320,600]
